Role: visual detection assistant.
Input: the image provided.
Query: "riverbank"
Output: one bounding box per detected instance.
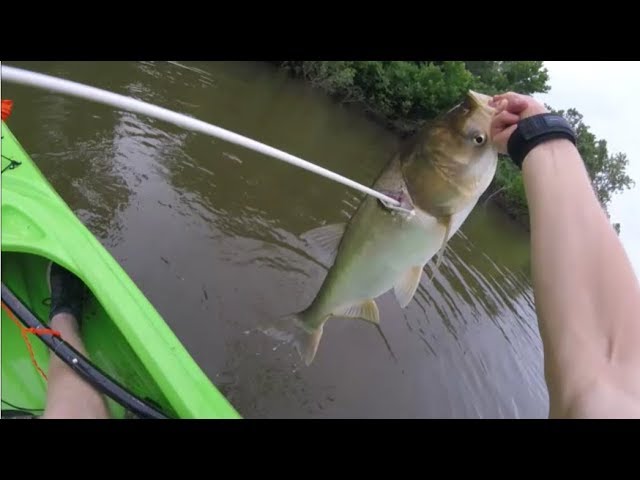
[269,61,534,229]
[270,61,633,233]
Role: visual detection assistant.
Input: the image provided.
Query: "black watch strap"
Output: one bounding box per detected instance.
[507,113,577,168]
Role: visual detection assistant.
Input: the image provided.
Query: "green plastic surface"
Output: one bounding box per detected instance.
[1,120,240,419]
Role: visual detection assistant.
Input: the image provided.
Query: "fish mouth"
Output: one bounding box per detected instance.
[467,90,496,113]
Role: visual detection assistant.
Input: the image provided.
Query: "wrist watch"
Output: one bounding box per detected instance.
[507,113,578,169]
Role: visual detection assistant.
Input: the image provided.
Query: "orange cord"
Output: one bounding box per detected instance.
[1,300,61,381]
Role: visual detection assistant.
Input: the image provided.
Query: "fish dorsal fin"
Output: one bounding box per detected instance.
[334,299,380,325]
[429,215,452,280]
[300,222,346,264]
[394,265,423,308]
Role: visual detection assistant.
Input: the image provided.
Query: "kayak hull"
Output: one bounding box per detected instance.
[1,120,240,419]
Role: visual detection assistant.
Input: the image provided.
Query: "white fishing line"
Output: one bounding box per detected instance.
[2,65,408,210]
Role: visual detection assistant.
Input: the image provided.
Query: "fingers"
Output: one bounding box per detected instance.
[491,124,518,155]
[497,124,517,144]
[492,109,520,133]
[487,91,548,154]
[490,109,520,154]
[490,92,530,115]
[494,99,508,114]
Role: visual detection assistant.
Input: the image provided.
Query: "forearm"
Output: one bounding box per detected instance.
[522,138,640,416]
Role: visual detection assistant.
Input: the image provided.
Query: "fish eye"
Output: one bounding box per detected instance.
[473,133,486,146]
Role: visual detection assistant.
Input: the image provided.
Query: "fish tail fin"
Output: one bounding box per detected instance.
[258,309,326,366]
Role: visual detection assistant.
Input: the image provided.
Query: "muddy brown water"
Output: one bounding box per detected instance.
[2,61,548,418]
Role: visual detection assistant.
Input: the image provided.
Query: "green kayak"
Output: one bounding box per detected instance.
[1,119,240,419]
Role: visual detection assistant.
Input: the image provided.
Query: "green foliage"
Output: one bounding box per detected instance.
[282,61,360,100]
[493,155,529,221]
[613,222,621,235]
[278,61,549,134]
[275,61,634,230]
[350,61,474,120]
[280,61,474,128]
[546,106,635,213]
[466,61,550,96]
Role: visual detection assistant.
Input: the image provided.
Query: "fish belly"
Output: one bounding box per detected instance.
[314,199,447,315]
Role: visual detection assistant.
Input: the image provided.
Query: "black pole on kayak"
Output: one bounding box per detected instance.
[1,282,172,419]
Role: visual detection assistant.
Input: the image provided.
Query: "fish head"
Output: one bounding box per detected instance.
[445,90,495,145]
[401,90,499,217]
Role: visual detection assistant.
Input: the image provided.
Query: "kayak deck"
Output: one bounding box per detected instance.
[1,120,240,419]
[2,251,173,418]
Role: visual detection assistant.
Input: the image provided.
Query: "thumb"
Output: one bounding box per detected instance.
[492,92,529,115]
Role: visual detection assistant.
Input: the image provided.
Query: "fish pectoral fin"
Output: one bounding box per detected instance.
[394,265,423,308]
[300,222,346,264]
[334,299,380,325]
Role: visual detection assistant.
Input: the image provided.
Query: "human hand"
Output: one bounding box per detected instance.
[489,92,548,154]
